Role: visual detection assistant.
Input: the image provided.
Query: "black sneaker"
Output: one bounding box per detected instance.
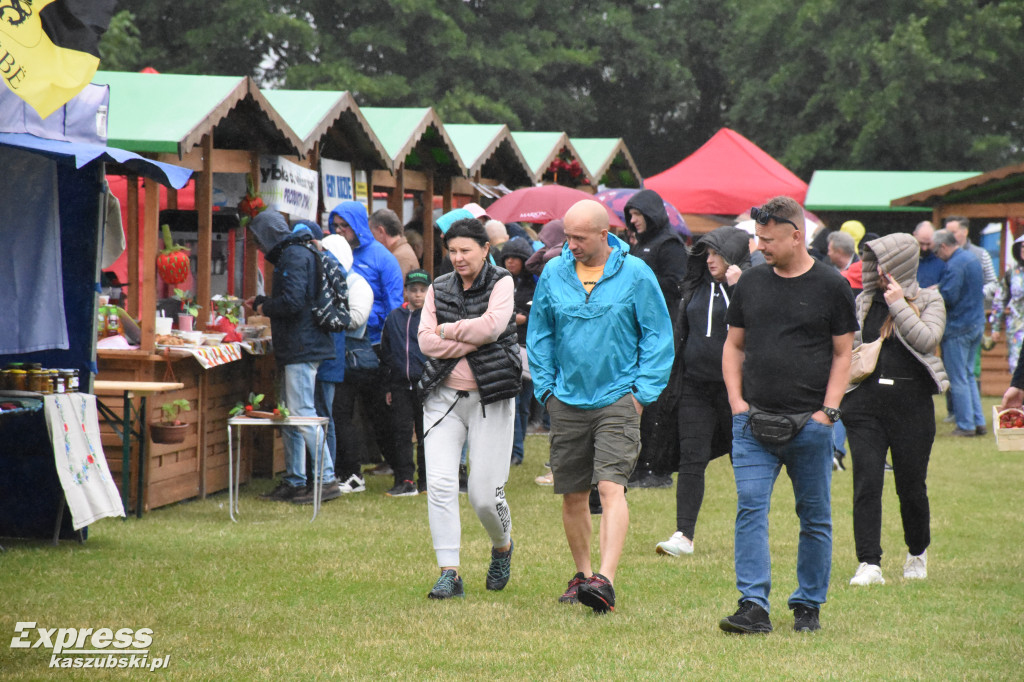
[719,600,773,633]
[486,539,514,591]
[427,569,464,600]
[559,572,587,604]
[577,573,615,613]
[385,480,419,497]
[292,480,342,505]
[259,481,304,501]
[792,604,821,632]
[458,465,468,494]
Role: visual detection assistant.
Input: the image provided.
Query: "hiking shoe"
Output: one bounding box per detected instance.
[259,481,304,501]
[849,562,885,586]
[975,425,987,436]
[486,540,514,591]
[950,427,978,437]
[292,480,342,505]
[458,465,468,494]
[656,531,694,556]
[792,604,821,632]
[338,474,366,494]
[427,569,464,600]
[385,480,418,497]
[903,551,927,579]
[559,572,587,604]
[577,573,615,613]
[367,462,393,476]
[719,601,772,633]
[535,470,554,486]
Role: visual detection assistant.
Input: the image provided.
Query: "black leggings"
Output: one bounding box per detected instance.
[841,378,934,565]
[675,380,732,539]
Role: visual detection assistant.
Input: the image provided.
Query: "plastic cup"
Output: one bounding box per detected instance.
[155,316,173,335]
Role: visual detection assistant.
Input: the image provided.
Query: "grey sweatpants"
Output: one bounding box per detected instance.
[423,385,514,568]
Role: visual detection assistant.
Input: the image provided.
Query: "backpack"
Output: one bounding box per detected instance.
[302,243,351,333]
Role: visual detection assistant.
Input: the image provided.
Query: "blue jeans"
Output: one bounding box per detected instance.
[313,379,338,483]
[731,412,834,612]
[280,362,329,488]
[511,379,533,464]
[941,330,985,431]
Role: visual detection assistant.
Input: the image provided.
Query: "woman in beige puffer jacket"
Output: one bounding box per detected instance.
[841,232,948,587]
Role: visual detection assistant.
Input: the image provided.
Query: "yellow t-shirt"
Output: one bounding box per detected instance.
[576,262,605,294]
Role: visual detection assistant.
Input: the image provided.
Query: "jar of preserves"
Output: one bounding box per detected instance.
[60,369,77,394]
[27,369,48,393]
[49,369,61,393]
[7,369,26,391]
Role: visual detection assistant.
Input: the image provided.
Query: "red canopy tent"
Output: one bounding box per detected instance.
[645,128,808,215]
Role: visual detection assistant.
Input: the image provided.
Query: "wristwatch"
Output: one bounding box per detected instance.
[821,406,842,423]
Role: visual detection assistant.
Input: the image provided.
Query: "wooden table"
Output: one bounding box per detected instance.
[93,380,184,518]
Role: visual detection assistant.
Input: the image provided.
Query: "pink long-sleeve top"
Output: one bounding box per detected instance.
[417,276,515,392]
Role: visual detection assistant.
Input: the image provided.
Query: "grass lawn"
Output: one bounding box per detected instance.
[1,396,1022,680]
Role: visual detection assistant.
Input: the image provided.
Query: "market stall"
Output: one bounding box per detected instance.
[444,123,532,202]
[570,137,643,189]
[87,70,307,511]
[510,131,595,190]
[361,107,467,275]
[892,162,1024,395]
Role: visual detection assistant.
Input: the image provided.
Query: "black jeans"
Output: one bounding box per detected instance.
[841,378,934,565]
[388,385,424,486]
[675,379,732,539]
[332,367,393,479]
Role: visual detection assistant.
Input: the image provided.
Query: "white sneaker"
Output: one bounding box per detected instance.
[849,562,885,585]
[903,551,927,579]
[338,474,366,494]
[655,531,694,556]
[534,470,554,486]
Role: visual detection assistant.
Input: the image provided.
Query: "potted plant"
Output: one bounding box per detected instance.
[173,288,201,331]
[229,393,290,420]
[151,398,191,444]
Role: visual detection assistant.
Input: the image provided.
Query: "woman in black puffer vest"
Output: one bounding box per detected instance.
[417,218,521,600]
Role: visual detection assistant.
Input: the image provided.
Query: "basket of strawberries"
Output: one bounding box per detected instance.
[993,406,1024,451]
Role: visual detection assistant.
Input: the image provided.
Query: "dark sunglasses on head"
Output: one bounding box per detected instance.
[750,206,799,230]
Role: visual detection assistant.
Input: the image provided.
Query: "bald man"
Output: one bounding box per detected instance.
[914,221,945,288]
[527,200,674,613]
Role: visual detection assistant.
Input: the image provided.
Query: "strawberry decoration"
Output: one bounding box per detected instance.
[237,174,266,227]
[156,223,190,285]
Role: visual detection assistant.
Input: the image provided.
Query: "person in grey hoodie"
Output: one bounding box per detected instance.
[655,226,750,556]
[246,209,336,501]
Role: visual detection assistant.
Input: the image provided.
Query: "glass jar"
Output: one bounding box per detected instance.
[60,370,76,394]
[67,369,80,393]
[7,369,26,391]
[28,369,49,393]
[49,369,62,393]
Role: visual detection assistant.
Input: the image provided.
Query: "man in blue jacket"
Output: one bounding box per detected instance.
[528,199,674,614]
[330,201,405,474]
[246,209,337,501]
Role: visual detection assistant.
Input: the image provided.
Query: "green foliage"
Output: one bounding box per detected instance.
[158,398,190,423]
[95,0,1024,178]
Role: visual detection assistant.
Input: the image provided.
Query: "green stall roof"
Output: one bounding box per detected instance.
[92,71,303,157]
[891,161,1024,208]
[571,137,641,188]
[444,123,532,188]
[262,89,390,170]
[805,170,979,212]
[360,107,465,175]
[510,131,594,185]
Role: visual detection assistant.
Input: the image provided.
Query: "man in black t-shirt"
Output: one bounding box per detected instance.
[718,196,857,635]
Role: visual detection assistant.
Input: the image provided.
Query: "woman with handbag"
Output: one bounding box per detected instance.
[841,233,948,586]
[417,218,521,600]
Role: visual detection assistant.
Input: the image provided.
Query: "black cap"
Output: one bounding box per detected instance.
[405,269,431,286]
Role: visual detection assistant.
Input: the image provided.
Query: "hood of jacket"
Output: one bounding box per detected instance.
[623,189,670,243]
[860,232,921,298]
[328,201,373,253]
[681,225,751,294]
[500,237,534,266]
[536,219,565,249]
[321,234,353,271]
[248,209,292,254]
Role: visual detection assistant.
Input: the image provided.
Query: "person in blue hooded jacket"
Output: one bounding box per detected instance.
[329,201,404,475]
[527,199,674,614]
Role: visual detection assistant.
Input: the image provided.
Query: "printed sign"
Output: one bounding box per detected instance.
[321,159,355,209]
[259,156,318,221]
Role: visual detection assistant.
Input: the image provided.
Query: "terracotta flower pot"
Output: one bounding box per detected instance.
[150,422,188,444]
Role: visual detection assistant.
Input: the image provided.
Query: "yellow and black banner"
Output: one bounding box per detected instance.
[0,0,115,119]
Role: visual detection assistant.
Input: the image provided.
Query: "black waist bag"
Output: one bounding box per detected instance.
[747,406,814,446]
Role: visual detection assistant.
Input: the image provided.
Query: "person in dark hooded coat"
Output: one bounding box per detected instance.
[654,225,751,556]
[622,189,690,488]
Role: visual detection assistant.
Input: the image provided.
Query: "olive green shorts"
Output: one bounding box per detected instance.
[546,393,642,494]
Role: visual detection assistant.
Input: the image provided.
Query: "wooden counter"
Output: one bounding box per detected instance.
[96,347,284,512]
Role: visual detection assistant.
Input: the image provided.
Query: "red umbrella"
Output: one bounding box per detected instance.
[485,185,624,228]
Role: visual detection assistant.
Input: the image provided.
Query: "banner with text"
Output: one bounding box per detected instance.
[259,156,318,221]
[321,159,355,210]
